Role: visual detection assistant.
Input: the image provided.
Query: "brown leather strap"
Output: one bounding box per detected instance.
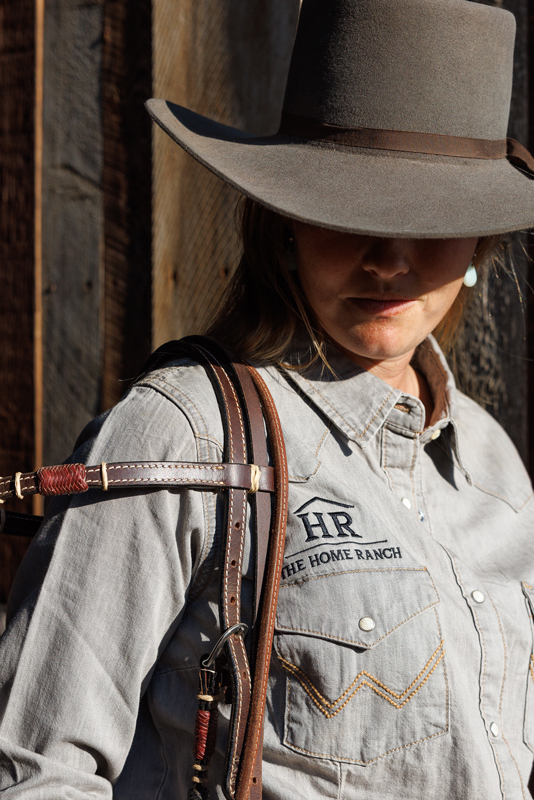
[231,360,271,625]
[181,339,254,800]
[280,112,509,159]
[0,461,275,501]
[235,366,288,800]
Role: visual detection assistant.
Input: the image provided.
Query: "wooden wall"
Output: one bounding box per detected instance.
[152,0,300,347]
[0,0,39,600]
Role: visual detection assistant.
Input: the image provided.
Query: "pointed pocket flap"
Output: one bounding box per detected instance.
[276,567,439,649]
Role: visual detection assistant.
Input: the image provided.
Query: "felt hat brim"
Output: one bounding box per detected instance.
[147,99,534,239]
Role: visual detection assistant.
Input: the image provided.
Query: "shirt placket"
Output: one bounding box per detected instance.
[380,401,427,524]
[447,556,527,800]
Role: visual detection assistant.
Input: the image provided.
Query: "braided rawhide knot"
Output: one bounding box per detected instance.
[37,464,89,496]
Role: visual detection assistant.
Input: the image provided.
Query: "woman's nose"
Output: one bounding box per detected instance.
[361,239,411,280]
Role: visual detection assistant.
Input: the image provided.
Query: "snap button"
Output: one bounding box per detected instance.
[490,722,499,737]
[418,510,425,522]
[359,616,376,632]
[471,590,485,604]
[430,429,441,441]
[401,497,412,509]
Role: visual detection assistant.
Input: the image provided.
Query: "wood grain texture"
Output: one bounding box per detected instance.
[101,0,153,410]
[41,0,104,467]
[152,0,301,347]
[0,0,36,601]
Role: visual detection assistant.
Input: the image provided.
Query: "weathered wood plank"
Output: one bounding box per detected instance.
[152,0,300,347]
[41,0,104,466]
[101,0,153,410]
[0,0,36,601]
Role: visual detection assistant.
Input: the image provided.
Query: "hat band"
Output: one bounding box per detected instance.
[280,112,509,159]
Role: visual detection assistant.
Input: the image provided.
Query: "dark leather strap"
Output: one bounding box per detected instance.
[177,339,255,800]
[0,461,275,502]
[279,113,534,174]
[186,337,272,625]
[136,335,280,799]
[235,366,289,800]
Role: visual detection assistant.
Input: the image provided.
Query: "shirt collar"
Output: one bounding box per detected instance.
[276,335,466,472]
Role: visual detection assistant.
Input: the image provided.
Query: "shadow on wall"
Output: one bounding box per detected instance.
[0,604,6,635]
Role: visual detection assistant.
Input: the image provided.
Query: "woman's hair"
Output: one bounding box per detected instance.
[205,197,503,368]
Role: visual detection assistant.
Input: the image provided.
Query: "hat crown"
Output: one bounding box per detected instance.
[283,0,515,140]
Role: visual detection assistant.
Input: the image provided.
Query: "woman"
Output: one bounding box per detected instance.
[2,0,534,798]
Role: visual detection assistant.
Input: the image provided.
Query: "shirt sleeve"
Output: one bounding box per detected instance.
[0,383,208,797]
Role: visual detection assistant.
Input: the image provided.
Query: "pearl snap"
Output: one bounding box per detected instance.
[401,497,412,509]
[471,590,485,604]
[359,617,376,632]
[490,722,499,737]
[430,429,441,440]
[418,510,425,522]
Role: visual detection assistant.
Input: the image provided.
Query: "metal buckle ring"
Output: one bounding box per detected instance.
[201,623,248,669]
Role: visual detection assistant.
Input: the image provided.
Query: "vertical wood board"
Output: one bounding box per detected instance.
[0,0,36,601]
[41,0,104,467]
[152,0,300,347]
[101,0,153,411]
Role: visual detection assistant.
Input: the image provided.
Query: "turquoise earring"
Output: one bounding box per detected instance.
[463,263,477,288]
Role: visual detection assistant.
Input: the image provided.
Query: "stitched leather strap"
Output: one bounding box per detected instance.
[175,339,255,800]
[279,113,534,175]
[185,337,272,625]
[235,366,289,800]
[0,461,275,502]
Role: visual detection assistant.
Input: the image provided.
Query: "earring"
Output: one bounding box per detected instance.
[463,263,477,287]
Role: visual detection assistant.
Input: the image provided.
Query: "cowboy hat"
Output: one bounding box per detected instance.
[147,0,534,239]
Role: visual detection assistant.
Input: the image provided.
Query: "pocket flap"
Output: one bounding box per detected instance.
[276,567,439,648]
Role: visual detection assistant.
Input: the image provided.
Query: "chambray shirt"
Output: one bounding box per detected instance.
[1,336,534,799]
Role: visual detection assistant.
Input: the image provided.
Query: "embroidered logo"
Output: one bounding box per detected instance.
[282,496,402,580]
[295,496,362,541]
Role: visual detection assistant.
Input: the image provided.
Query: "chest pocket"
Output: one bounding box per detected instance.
[274,567,448,765]
[521,582,534,753]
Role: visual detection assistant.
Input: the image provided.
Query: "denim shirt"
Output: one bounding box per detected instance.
[1,336,534,800]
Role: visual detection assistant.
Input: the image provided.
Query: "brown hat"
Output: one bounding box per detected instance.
[147,0,534,238]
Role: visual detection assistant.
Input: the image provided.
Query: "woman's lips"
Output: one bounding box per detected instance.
[348,297,417,316]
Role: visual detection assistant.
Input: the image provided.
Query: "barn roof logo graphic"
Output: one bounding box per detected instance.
[293,496,362,542]
[283,497,393,577]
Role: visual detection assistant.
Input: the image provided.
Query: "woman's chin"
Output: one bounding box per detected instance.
[331,329,425,366]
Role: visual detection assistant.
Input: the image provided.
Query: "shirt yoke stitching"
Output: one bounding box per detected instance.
[138,375,211,442]
[472,482,533,512]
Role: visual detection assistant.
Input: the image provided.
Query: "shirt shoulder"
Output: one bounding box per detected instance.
[75,357,226,466]
[453,389,533,512]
